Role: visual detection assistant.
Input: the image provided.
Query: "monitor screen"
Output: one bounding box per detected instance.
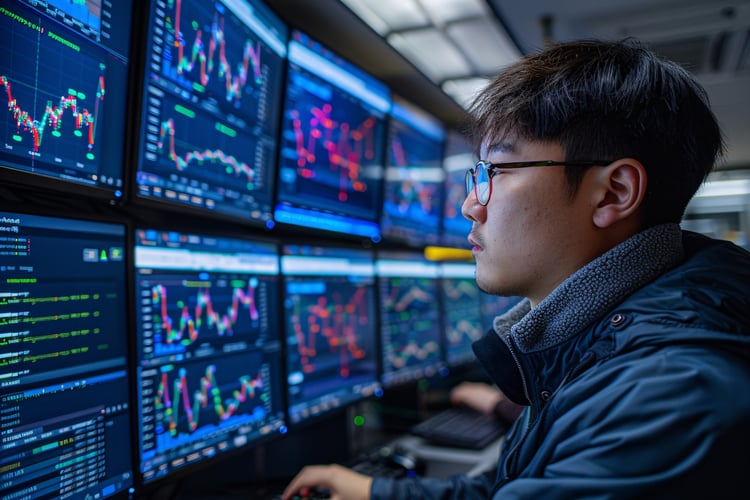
[375,250,444,387]
[281,244,381,425]
[133,229,286,484]
[274,30,391,241]
[480,293,524,332]
[441,131,474,248]
[381,99,445,246]
[0,211,133,499]
[0,1,132,200]
[134,0,288,225]
[439,262,484,367]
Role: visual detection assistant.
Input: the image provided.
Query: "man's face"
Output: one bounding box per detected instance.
[462,138,595,307]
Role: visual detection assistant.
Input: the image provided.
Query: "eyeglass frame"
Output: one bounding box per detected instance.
[465,159,614,206]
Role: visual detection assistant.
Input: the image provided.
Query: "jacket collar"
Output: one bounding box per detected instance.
[473,224,685,405]
[502,223,684,353]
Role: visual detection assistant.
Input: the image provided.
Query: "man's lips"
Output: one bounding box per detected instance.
[468,234,483,252]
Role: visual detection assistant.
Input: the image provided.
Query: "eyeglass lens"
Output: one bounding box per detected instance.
[465,163,491,205]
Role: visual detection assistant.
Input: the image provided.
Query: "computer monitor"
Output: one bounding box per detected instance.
[0,211,133,499]
[480,293,524,332]
[441,131,475,248]
[134,0,288,225]
[381,98,446,247]
[375,250,444,387]
[274,29,391,242]
[439,262,484,367]
[281,244,381,425]
[0,1,133,201]
[133,229,286,484]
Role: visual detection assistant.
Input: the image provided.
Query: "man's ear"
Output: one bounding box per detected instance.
[592,158,647,229]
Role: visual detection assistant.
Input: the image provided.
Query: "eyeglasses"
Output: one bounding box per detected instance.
[465,160,613,206]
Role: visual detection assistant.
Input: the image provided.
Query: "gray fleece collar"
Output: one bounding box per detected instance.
[493,224,685,353]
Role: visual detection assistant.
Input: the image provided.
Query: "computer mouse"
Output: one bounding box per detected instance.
[381,446,425,475]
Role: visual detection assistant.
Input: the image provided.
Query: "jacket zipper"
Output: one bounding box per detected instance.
[495,348,598,491]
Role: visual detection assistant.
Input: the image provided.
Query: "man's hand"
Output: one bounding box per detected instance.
[449,382,504,415]
[282,464,373,500]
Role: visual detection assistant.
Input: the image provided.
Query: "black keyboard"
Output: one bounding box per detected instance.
[410,406,506,449]
[349,444,423,478]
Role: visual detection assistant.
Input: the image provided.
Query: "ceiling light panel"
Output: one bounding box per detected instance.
[441,76,491,108]
[419,0,488,25]
[388,28,473,81]
[447,17,521,74]
[340,0,430,35]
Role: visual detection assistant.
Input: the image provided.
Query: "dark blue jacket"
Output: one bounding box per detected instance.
[372,227,750,499]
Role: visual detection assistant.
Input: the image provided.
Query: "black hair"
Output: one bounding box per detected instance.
[469,38,725,226]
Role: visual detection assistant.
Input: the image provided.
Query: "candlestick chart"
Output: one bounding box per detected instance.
[278,70,386,216]
[285,280,376,380]
[381,118,444,244]
[441,278,483,365]
[159,0,275,119]
[378,277,442,376]
[0,9,106,172]
[147,354,272,453]
[150,95,262,186]
[480,294,523,331]
[140,274,270,358]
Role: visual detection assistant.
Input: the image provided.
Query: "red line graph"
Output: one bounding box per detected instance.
[152,283,259,344]
[157,117,255,179]
[290,286,370,377]
[156,364,264,435]
[290,104,377,201]
[173,0,262,104]
[2,74,104,153]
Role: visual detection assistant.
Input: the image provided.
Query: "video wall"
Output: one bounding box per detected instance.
[0,1,502,499]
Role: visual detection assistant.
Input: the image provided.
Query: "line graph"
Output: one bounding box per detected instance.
[156,363,265,436]
[0,12,107,170]
[148,277,265,355]
[144,92,265,191]
[289,104,377,201]
[441,278,483,365]
[2,74,104,154]
[379,277,442,374]
[157,117,256,182]
[160,0,270,114]
[278,70,386,214]
[148,356,272,452]
[285,281,375,379]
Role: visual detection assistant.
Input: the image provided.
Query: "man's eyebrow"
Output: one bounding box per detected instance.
[484,141,516,156]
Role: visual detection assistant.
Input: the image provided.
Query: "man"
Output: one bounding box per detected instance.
[282,39,750,499]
